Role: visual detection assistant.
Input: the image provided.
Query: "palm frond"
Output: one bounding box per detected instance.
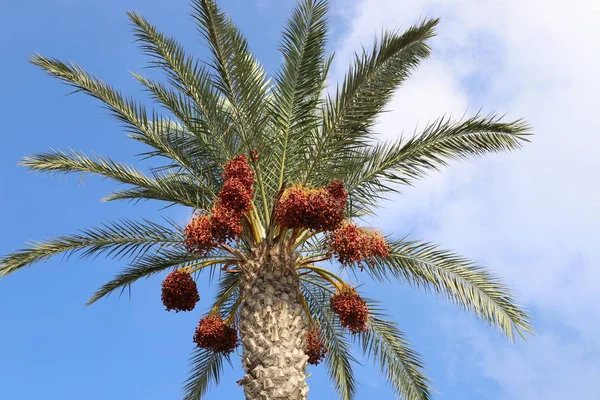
[29,55,209,180]
[193,0,276,207]
[136,117,225,196]
[365,238,532,340]
[299,234,327,256]
[0,219,183,277]
[184,348,227,400]
[127,12,236,162]
[304,18,439,185]
[128,73,225,188]
[271,0,329,187]
[20,149,211,208]
[301,276,357,400]
[183,272,240,399]
[191,0,275,224]
[128,11,217,106]
[347,114,531,198]
[100,180,202,207]
[86,248,203,306]
[358,300,431,400]
[143,119,225,178]
[191,0,270,147]
[132,74,205,135]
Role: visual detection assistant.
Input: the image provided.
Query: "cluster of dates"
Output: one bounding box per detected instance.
[160,154,392,357]
[185,155,255,254]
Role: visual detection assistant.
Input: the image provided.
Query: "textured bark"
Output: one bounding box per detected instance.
[238,244,308,400]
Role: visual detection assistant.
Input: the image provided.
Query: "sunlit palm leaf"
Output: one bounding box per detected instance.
[20,149,211,208]
[86,248,205,306]
[184,349,227,400]
[304,19,439,185]
[128,12,236,164]
[0,219,183,276]
[192,0,277,224]
[301,276,358,400]
[366,238,532,340]
[184,272,240,399]
[191,0,270,148]
[271,0,329,187]
[358,300,431,400]
[29,55,207,177]
[344,114,530,216]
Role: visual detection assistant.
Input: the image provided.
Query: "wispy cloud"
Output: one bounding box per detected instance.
[332,0,600,397]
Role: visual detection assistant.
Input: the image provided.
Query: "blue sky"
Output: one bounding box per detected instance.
[1,0,599,399]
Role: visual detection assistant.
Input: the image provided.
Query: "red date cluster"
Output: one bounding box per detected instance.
[275,181,347,232]
[222,154,255,193]
[210,203,244,243]
[193,315,239,355]
[161,269,200,312]
[184,155,255,254]
[218,178,253,214]
[328,223,390,268]
[306,326,328,365]
[330,287,369,334]
[184,214,215,254]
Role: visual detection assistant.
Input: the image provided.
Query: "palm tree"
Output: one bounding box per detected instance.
[0,0,532,399]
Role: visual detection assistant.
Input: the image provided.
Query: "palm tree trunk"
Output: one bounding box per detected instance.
[238,244,309,400]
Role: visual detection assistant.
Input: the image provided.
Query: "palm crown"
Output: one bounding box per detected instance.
[0,0,532,399]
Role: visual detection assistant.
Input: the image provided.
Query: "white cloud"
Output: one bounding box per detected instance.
[375,62,470,140]
[480,335,600,399]
[440,316,600,399]
[334,0,600,397]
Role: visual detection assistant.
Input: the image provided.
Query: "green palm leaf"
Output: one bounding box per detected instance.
[184,348,227,400]
[351,113,530,189]
[20,149,211,208]
[0,219,183,277]
[183,272,240,400]
[366,238,532,340]
[29,55,205,175]
[271,0,329,187]
[86,248,205,306]
[301,277,358,400]
[192,0,277,224]
[127,12,235,164]
[191,0,270,147]
[345,113,531,215]
[358,300,431,400]
[304,18,439,184]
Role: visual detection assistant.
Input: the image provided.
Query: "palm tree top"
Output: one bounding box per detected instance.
[0,0,532,399]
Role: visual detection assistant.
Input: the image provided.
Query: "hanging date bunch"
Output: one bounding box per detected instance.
[184,154,255,255]
[306,326,328,365]
[193,314,239,355]
[328,223,390,268]
[161,269,200,312]
[331,286,369,333]
[275,180,347,232]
